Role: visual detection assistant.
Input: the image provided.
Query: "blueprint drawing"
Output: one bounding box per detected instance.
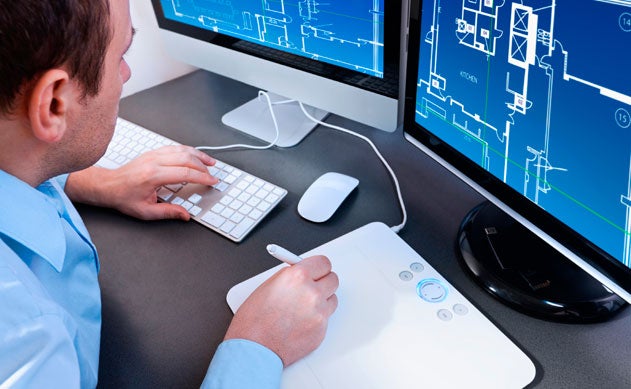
[161,0,385,77]
[415,0,631,267]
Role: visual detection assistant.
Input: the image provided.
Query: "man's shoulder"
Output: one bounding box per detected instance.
[0,238,65,331]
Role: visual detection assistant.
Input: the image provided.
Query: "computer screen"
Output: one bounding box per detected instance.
[150,0,407,146]
[404,0,631,321]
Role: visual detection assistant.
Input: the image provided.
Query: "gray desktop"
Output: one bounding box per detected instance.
[82,70,631,388]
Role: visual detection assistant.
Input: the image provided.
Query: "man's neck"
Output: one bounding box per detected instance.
[0,126,51,187]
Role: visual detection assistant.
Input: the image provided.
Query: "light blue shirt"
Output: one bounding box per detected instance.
[0,169,282,388]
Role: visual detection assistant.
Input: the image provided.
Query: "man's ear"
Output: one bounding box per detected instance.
[27,69,74,143]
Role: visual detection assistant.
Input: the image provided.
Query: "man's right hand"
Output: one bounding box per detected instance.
[224,255,339,366]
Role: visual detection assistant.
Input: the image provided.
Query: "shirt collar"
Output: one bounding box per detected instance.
[0,170,66,271]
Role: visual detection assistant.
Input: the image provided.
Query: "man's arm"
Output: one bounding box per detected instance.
[202,255,339,388]
[0,315,82,387]
[64,145,218,220]
[201,339,283,389]
[0,242,85,387]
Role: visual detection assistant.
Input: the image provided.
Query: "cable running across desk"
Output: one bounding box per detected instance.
[194,91,408,233]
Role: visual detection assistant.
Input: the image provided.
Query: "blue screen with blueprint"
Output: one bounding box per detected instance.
[414,0,631,267]
[159,0,385,78]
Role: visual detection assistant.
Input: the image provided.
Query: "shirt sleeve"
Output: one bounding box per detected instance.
[0,256,80,388]
[201,339,283,389]
[0,316,81,388]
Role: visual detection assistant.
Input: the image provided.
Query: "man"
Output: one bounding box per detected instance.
[0,1,339,387]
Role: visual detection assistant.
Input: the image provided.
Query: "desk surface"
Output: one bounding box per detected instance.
[81,70,631,388]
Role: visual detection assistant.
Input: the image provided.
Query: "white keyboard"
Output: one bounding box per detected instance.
[95,118,287,242]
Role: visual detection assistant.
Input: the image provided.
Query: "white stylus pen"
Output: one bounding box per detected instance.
[266,244,303,265]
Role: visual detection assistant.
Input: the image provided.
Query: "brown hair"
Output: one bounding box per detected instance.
[0,0,112,114]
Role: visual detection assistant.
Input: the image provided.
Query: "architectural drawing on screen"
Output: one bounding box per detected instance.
[415,0,631,264]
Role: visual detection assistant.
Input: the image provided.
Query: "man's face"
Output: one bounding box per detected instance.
[59,0,133,172]
[89,0,134,132]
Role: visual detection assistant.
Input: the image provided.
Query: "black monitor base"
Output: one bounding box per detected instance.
[458,201,627,323]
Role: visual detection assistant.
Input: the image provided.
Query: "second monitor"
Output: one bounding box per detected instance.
[150,0,408,146]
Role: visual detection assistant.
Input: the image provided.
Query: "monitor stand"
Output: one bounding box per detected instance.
[458,201,627,323]
[222,92,328,147]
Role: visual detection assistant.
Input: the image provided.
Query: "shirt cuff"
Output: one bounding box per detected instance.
[201,339,283,389]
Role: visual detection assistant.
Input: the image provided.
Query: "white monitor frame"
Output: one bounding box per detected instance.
[152,1,410,140]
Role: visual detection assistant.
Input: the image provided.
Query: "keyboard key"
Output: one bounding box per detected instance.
[237,192,251,202]
[239,204,253,215]
[97,158,120,170]
[230,213,244,224]
[188,193,203,204]
[255,189,270,199]
[228,188,241,198]
[201,211,226,228]
[214,182,229,192]
[211,203,224,213]
[189,206,203,216]
[220,208,235,219]
[247,197,261,207]
[220,196,233,206]
[265,194,279,203]
[229,200,243,210]
[220,221,236,234]
[249,209,263,220]
[230,218,255,239]
[257,201,271,212]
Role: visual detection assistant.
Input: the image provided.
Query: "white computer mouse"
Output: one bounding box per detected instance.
[298,172,359,223]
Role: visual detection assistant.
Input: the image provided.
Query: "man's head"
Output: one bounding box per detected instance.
[0,1,111,115]
[0,0,134,185]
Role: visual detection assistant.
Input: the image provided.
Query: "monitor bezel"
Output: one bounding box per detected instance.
[402,0,631,299]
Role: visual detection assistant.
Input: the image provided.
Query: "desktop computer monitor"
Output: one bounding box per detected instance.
[150,0,407,147]
[404,0,631,322]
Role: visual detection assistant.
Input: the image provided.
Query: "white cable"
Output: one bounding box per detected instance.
[297,102,408,233]
[195,91,280,151]
[194,89,407,233]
